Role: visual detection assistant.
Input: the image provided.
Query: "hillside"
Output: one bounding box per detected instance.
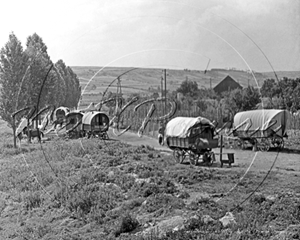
[71,66,300,96]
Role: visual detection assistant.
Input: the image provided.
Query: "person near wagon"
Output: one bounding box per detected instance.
[158,123,165,145]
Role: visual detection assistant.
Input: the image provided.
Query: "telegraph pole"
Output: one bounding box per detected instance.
[164,69,167,117]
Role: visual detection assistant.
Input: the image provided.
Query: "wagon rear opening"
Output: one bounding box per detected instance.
[82,111,110,139]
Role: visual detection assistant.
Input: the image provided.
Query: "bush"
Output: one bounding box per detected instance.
[115,213,139,237]
[23,191,43,210]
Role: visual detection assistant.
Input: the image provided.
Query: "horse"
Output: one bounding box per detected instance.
[17,127,44,143]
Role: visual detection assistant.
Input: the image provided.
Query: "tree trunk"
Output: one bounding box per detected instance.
[12,120,17,148]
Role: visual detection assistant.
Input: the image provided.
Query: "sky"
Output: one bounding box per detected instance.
[0,0,299,72]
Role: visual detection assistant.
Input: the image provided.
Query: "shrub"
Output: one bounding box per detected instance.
[115,213,139,237]
[23,191,43,210]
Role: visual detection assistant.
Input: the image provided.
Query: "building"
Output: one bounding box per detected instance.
[213,75,242,95]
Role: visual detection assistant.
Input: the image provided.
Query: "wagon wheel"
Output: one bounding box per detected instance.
[173,149,186,164]
[257,138,270,152]
[208,152,216,166]
[68,131,76,139]
[235,138,245,150]
[189,151,200,166]
[272,136,284,150]
[100,132,109,140]
[203,151,215,166]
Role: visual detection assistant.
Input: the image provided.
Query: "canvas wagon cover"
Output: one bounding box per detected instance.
[16,118,28,136]
[233,109,290,136]
[165,116,215,138]
[54,107,70,118]
[82,111,108,125]
[66,110,83,119]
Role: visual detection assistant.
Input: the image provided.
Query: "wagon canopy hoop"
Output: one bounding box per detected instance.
[82,111,109,132]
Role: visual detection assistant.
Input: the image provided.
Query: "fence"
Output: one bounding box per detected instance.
[109,101,300,140]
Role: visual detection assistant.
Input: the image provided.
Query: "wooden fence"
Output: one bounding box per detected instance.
[109,102,300,140]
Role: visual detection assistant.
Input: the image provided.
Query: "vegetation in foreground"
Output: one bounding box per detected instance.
[0,135,300,240]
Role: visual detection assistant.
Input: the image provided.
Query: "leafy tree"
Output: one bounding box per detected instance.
[198,88,219,100]
[260,78,280,107]
[223,86,260,115]
[0,33,28,126]
[22,33,60,109]
[151,92,159,99]
[67,65,81,108]
[196,99,207,112]
[54,60,81,108]
[176,79,199,99]
[277,77,300,111]
[242,86,261,110]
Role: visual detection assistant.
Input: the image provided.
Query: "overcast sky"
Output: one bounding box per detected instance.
[0,0,299,72]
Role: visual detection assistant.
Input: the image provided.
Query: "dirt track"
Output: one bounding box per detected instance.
[110,129,300,194]
[110,129,300,169]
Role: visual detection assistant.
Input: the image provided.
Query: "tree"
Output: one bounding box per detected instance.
[176,79,199,99]
[66,66,81,108]
[23,33,60,109]
[242,86,261,110]
[0,33,28,126]
[54,60,81,108]
[278,77,300,111]
[260,78,280,107]
[223,86,260,115]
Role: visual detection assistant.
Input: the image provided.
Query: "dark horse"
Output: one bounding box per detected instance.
[17,127,44,142]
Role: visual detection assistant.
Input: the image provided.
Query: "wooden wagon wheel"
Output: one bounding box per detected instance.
[173,148,186,164]
[234,138,245,150]
[101,132,109,140]
[189,151,200,166]
[208,152,216,166]
[68,131,76,139]
[257,138,270,152]
[272,136,284,150]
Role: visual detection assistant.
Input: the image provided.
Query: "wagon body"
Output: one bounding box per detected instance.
[66,111,83,131]
[232,109,291,150]
[165,116,218,149]
[65,111,84,138]
[81,111,109,139]
[165,116,218,165]
[233,109,290,138]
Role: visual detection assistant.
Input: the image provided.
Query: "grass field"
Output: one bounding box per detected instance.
[1,120,300,239]
[0,67,300,239]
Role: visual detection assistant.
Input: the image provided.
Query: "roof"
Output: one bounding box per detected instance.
[213,75,242,94]
[233,109,290,136]
[165,116,215,138]
[82,111,108,125]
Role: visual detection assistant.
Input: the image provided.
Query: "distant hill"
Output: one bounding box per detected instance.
[71,66,300,105]
[262,71,300,80]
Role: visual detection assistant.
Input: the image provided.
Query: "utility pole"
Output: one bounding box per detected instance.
[210,78,212,89]
[164,69,167,118]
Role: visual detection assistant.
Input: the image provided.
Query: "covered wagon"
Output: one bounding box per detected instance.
[232,109,290,151]
[165,116,218,165]
[82,111,109,139]
[53,106,70,128]
[54,107,70,121]
[65,111,84,138]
